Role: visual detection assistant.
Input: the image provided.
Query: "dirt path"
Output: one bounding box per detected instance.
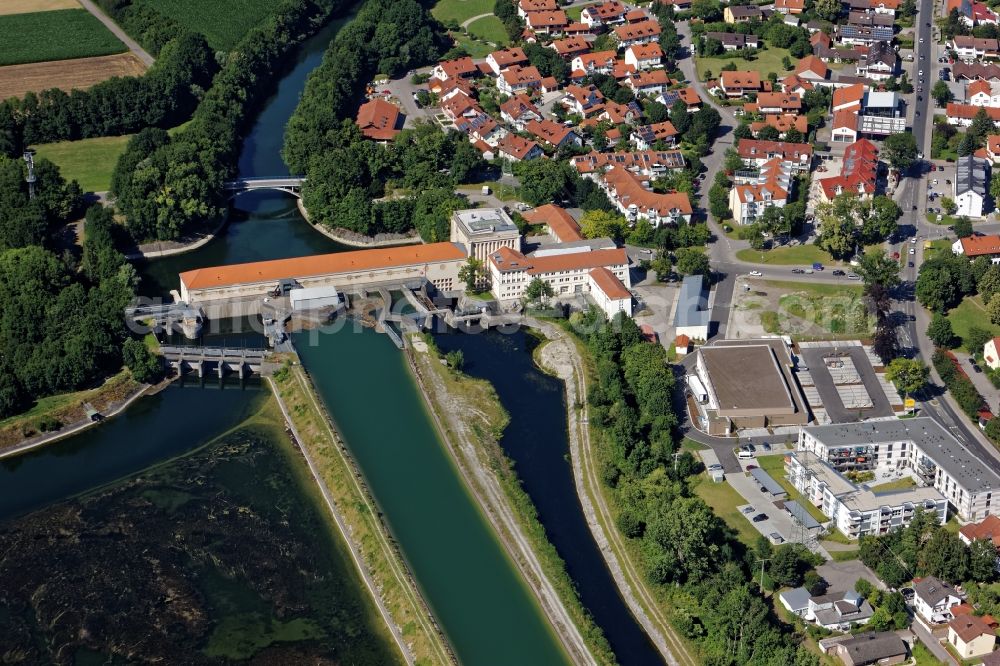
[531,320,699,666]
[77,0,155,66]
[407,343,595,666]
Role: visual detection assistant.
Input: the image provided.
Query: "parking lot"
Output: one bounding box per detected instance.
[925,161,956,221]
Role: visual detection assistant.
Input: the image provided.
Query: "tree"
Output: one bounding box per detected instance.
[971,107,997,143]
[803,570,828,596]
[954,216,974,238]
[927,313,957,348]
[855,578,874,599]
[931,79,953,107]
[988,293,1000,325]
[857,250,901,292]
[708,185,730,219]
[967,326,993,355]
[958,132,977,157]
[883,133,918,173]
[941,196,958,215]
[885,358,929,397]
[122,338,161,384]
[458,257,484,291]
[513,159,572,206]
[676,248,710,276]
[524,277,554,304]
[815,197,859,259]
[969,538,999,582]
[580,210,627,242]
[861,197,901,244]
[445,349,464,371]
[918,529,969,584]
[814,0,842,20]
[757,125,780,141]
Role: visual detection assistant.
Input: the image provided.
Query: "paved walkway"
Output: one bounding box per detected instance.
[461,12,492,28]
[77,0,155,67]
[911,621,959,665]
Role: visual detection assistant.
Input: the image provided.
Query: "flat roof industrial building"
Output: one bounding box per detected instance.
[691,339,810,434]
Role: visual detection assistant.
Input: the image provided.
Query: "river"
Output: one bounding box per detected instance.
[435,328,664,665]
[0,8,586,666]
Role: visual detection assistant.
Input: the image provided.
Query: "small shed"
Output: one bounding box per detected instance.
[749,467,788,498]
[784,500,821,529]
[290,285,341,312]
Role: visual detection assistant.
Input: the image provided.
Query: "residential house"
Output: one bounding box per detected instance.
[947,0,999,27]
[950,36,1000,61]
[837,12,894,45]
[913,576,963,623]
[625,8,652,22]
[563,22,592,36]
[829,632,909,666]
[525,10,569,36]
[775,0,806,13]
[613,21,661,47]
[550,36,592,59]
[521,204,583,243]
[719,70,772,97]
[630,121,679,149]
[750,113,809,137]
[948,615,997,658]
[432,57,477,82]
[984,337,1000,370]
[563,84,606,116]
[500,94,542,130]
[355,99,404,142]
[856,41,897,81]
[601,100,642,124]
[737,138,813,171]
[952,234,1000,262]
[954,61,1000,80]
[518,0,557,17]
[704,31,761,51]
[750,91,802,114]
[571,149,686,177]
[625,69,670,95]
[656,86,702,111]
[526,118,582,148]
[496,133,543,162]
[781,74,815,95]
[571,50,618,75]
[600,165,693,225]
[724,5,767,22]
[968,79,1000,107]
[486,47,529,75]
[779,588,812,618]
[795,55,831,81]
[833,83,866,112]
[459,114,506,146]
[990,135,1000,162]
[440,91,480,123]
[807,590,874,630]
[947,102,1000,126]
[819,138,879,200]
[581,0,628,27]
[728,158,791,225]
[954,153,990,217]
[624,43,664,69]
[958,513,1000,545]
[497,64,543,95]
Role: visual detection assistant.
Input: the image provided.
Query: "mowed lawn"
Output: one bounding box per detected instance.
[35,135,132,193]
[690,474,761,548]
[0,10,126,66]
[695,47,793,81]
[756,454,828,523]
[735,244,836,266]
[466,15,508,43]
[432,0,495,24]
[948,295,1000,352]
[135,0,286,51]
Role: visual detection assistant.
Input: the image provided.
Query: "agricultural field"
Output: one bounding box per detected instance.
[0,10,126,66]
[135,0,288,51]
[0,0,79,16]
[0,53,146,100]
[35,135,133,193]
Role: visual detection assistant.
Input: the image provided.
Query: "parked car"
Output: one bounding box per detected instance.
[832,269,846,276]
[908,261,914,267]
[812,262,824,271]
[761,443,772,452]
[847,274,861,280]
[972,362,982,373]
[749,270,763,277]
[791,268,804,274]
[752,513,768,523]
[708,463,723,472]
[742,506,756,515]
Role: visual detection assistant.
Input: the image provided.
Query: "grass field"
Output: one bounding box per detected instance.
[694,47,793,81]
[35,134,133,193]
[0,52,146,100]
[757,454,829,523]
[135,0,286,51]
[913,640,945,666]
[431,0,495,24]
[690,475,761,547]
[764,280,863,297]
[869,477,916,493]
[948,295,1000,352]
[466,15,508,43]
[0,10,127,66]
[0,0,78,15]
[736,244,836,266]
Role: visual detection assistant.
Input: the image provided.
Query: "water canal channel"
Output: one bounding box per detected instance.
[0,7,664,665]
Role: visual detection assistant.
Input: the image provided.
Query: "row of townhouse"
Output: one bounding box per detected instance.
[728,158,793,225]
[516,0,660,41]
[570,149,688,178]
[950,35,1000,62]
[596,165,694,226]
[818,137,880,200]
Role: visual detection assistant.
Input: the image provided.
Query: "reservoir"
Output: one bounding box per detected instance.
[435,329,663,665]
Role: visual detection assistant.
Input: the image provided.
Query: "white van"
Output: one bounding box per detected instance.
[737,449,755,460]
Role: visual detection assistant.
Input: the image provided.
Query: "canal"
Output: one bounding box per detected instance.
[0,5,587,666]
[435,329,663,665]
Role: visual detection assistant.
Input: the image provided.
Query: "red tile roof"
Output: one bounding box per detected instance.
[356,99,403,141]
[959,234,1000,256]
[489,47,528,68]
[613,21,661,41]
[589,267,631,300]
[522,204,583,242]
[497,133,541,160]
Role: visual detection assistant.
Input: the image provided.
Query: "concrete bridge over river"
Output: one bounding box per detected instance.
[223,176,306,198]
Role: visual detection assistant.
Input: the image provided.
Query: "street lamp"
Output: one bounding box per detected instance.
[23,149,36,199]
